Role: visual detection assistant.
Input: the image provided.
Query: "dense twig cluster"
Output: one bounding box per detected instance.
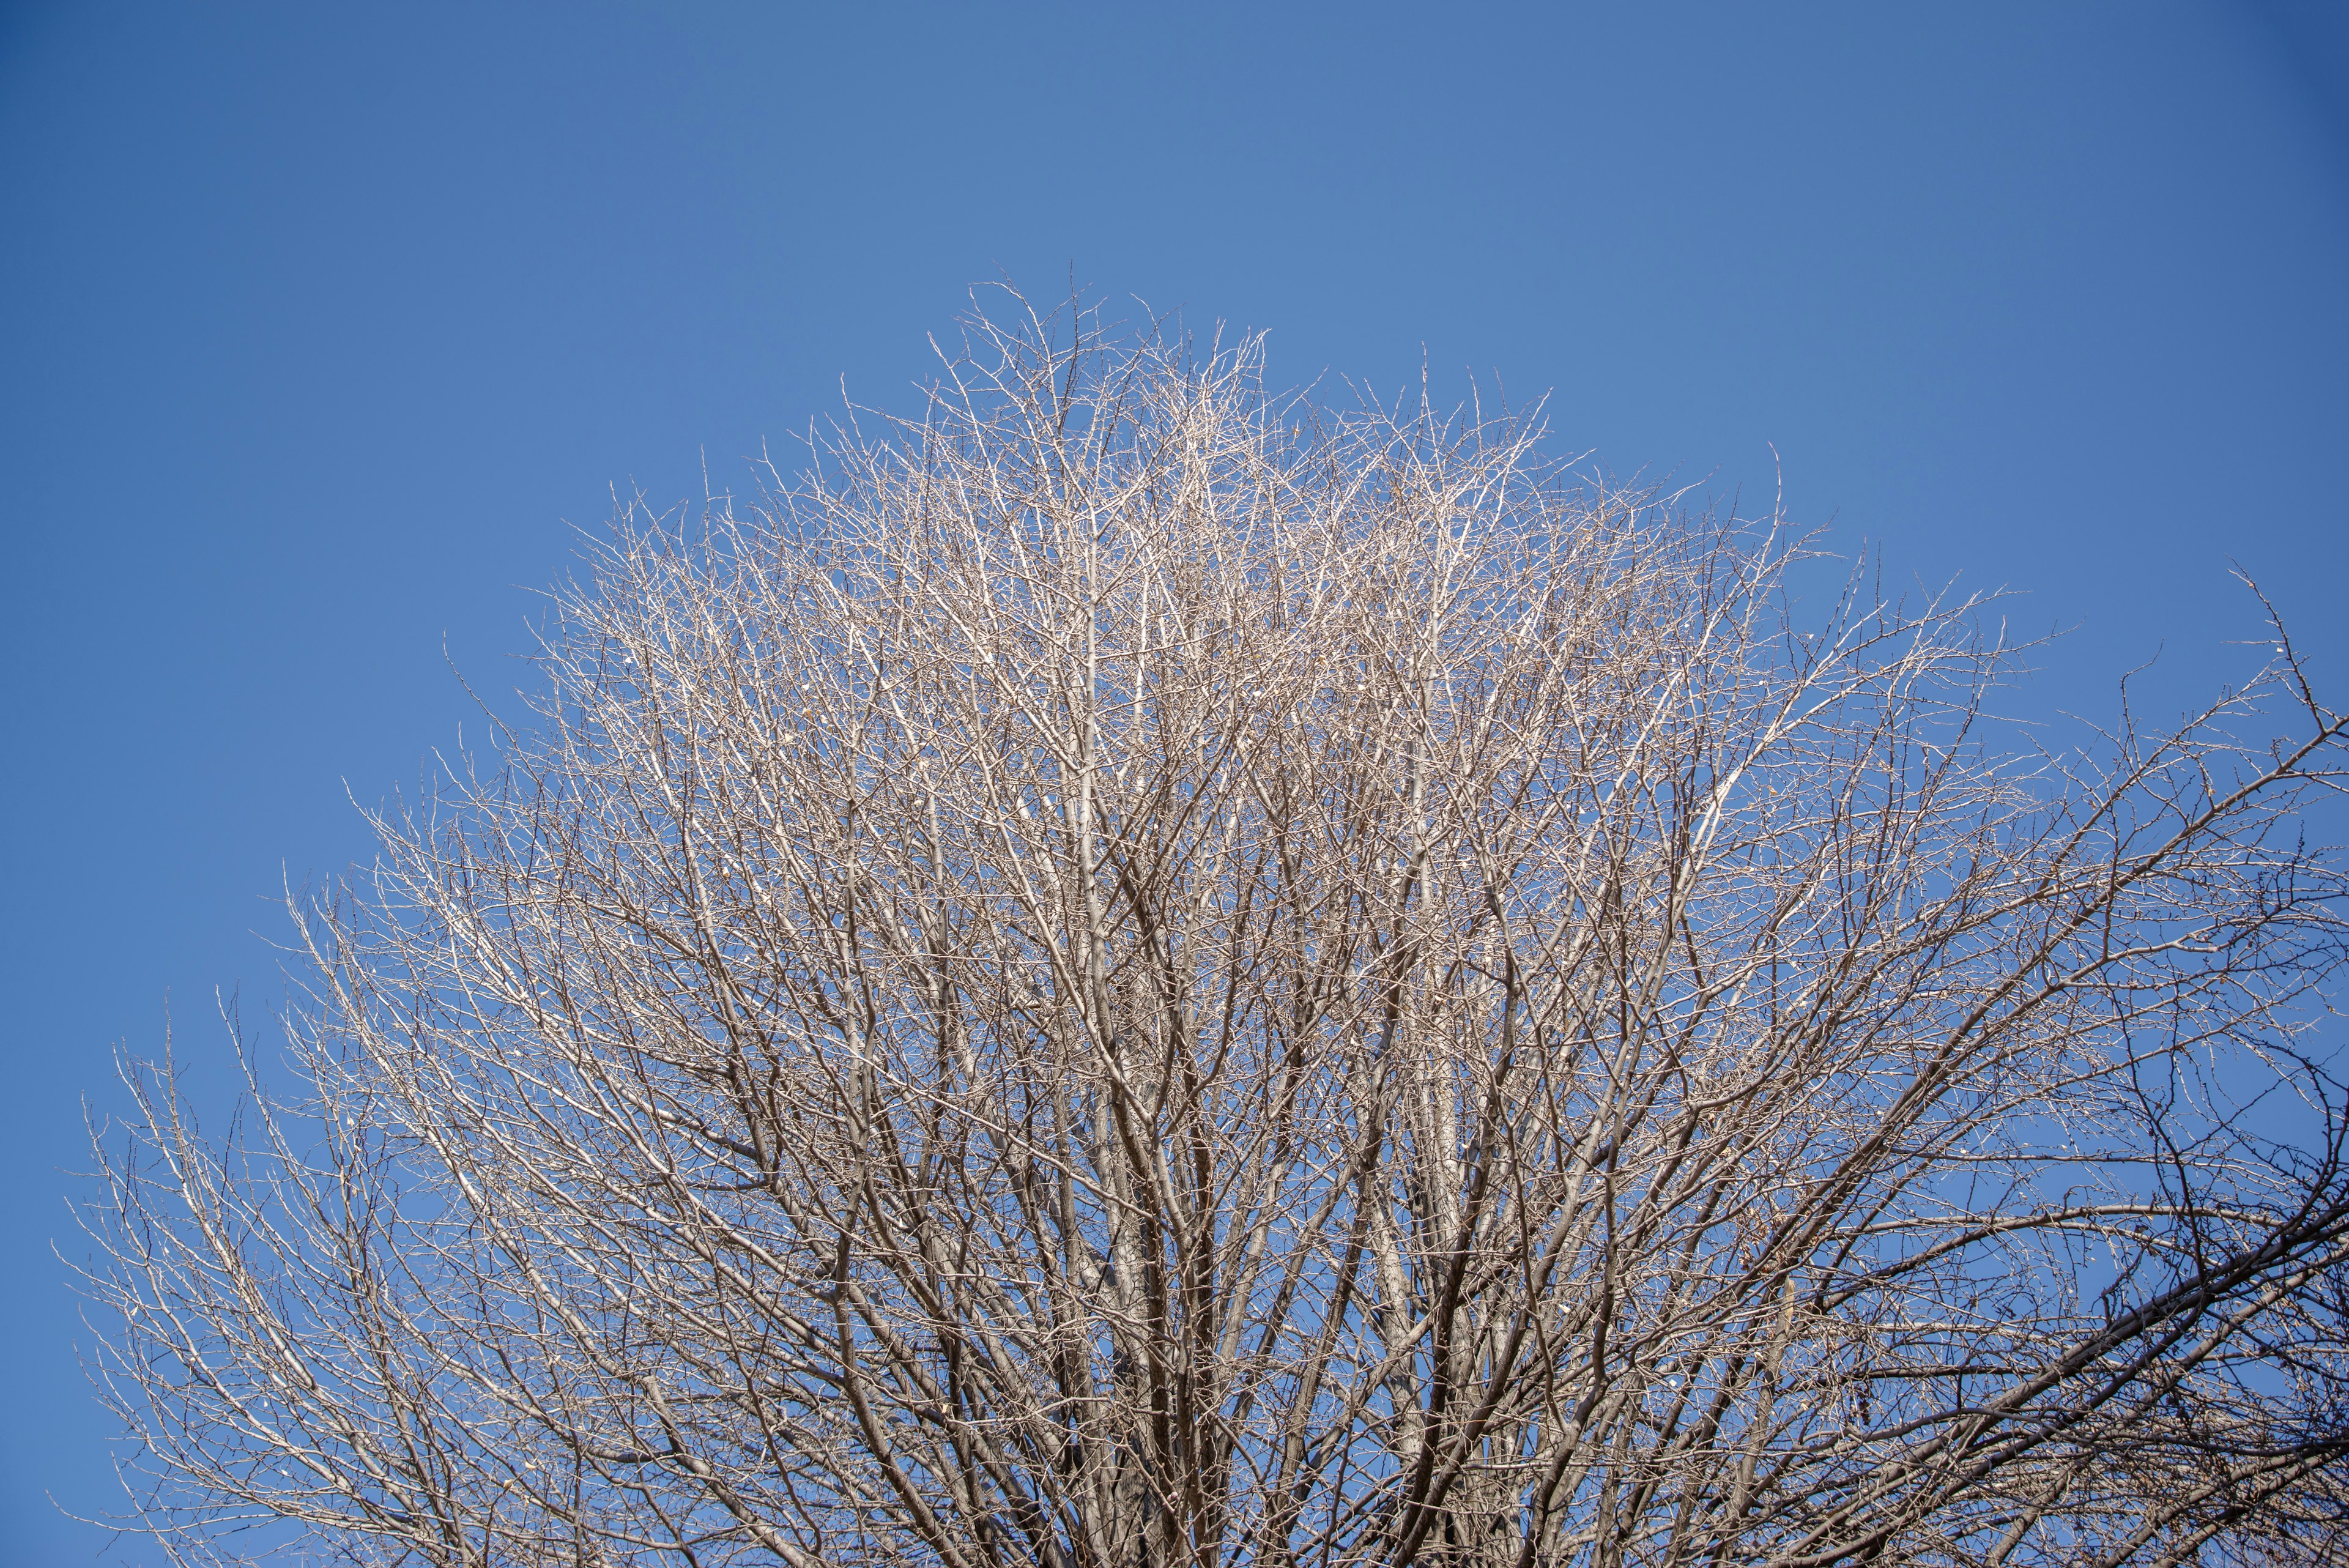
[79,295,2349,1566]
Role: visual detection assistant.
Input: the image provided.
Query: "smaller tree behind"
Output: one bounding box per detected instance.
[80,297,2349,1567]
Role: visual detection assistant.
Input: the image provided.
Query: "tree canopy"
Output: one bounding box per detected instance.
[82,299,2349,1567]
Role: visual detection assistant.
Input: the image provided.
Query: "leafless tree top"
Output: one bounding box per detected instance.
[80,292,2349,1568]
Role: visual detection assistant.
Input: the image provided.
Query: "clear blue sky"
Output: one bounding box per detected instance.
[2,4,2343,1561]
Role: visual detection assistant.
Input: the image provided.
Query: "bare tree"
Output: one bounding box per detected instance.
[78,294,2349,1568]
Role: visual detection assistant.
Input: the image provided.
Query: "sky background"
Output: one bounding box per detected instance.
[2,3,2345,1561]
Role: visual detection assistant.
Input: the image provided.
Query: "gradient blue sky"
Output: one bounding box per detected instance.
[2,4,2344,1561]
